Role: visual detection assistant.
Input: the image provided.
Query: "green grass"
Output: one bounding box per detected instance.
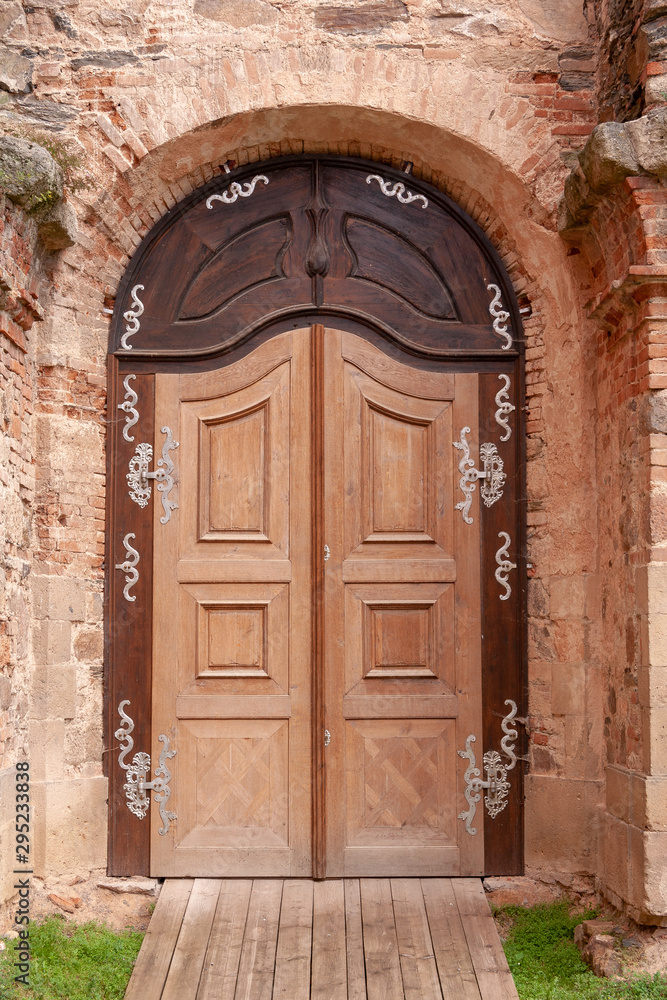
[498,903,667,1000]
[0,917,143,1000]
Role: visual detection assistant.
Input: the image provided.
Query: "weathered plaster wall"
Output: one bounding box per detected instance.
[0,0,664,921]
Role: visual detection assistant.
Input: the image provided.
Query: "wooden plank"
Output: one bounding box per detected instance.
[359,878,403,1000]
[452,879,519,1000]
[124,879,194,1000]
[421,879,480,1000]
[197,879,252,1000]
[272,880,313,1000]
[311,880,347,1000]
[234,880,283,1000]
[391,878,442,1000]
[161,879,221,1000]
[344,879,367,1000]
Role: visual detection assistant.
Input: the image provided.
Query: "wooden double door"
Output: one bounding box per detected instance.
[151,326,484,878]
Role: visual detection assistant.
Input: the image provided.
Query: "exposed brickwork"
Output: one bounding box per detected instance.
[0,199,40,769]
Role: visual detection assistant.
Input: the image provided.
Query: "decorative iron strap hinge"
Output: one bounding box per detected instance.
[453,427,506,524]
[115,701,177,836]
[458,700,518,836]
[127,426,179,523]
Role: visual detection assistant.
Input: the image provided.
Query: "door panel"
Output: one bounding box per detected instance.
[322,330,484,876]
[151,330,313,876]
[151,326,485,877]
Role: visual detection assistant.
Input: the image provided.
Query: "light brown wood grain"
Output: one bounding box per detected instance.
[151,331,313,876]
[360,878,404,1000]
[234,880,283,1000]
[161,879,221,1000]
[344,878,367,1000]
[391,878,443,1000]
[421,878,481,1000]
[453,879,520,1000]
[272,880,313,1000]
[197,879,252,1000]
[123,879,193,1000]
[311,880,347,1000]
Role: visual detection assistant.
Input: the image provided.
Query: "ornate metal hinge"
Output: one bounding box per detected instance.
[115,701,177,836]
[458,700,518,836]
[127,426,179,523]
[453,427,506,523]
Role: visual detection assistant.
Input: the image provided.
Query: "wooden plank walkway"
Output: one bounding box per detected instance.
[124,878,518,1000]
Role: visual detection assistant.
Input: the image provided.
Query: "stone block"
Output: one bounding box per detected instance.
[645,776,667,831]
[599,809,631,905]
[73,627,103,662]
[32,577,86,622]
[38,199,77,252]
[32,777,107,879]
[642,832,667,918]
[639,666,667,708]
[647,615,667,668]
[31,664,76,720]
[549,575,586,620]
[551,663,585,716]
[636,563,667,617]
[32,621,71,665]
[28,720,65,782]
[194,0,278,25]
[0,45,32,94]
[646,707,667,774]
[606,764,631,824]
[578,121,639,193]
[0,767,20,909]
[0,136,62,212]
[525,775,603,875]
[626,108,667,178]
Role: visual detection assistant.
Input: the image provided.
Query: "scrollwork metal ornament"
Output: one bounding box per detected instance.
[115,701,177,835]
[118,375,139,442]
[458,700,519,834]
[479,443,506,507]
[127,443,153,507]
[206,174,269,208]
[453,429,506,523]
[366,174,428,209]
[494,374,515,442]
[453,426,478,524]
[458,735,482,835]
[120,284,145,350]
[115,533,140,602]
[156,426,179,524]
[487,283,512,351]
[495,531,517,601]
[126,427,179,523]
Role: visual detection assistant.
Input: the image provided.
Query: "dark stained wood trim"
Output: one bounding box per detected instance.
[479,364,526,875]
[311,326,326,879]
[110,155,522,365]
[106,366,155,876]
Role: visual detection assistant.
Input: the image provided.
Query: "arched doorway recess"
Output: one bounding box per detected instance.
[105,156,526,878]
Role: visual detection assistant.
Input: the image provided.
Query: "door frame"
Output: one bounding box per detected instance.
[104,155,527,877]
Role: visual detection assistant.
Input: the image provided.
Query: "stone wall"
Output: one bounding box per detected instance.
[0,0,666,922]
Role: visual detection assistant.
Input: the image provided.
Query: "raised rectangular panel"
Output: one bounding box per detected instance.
[369,406,428,535]
[207,605,266,675]
[181,360,290,555]
[345,583,455,695]
[210,405,267,533]
[183,582,289,688]
[179,719,288,849]
[345,719,456,847]
[201,403,268,538]
[367,603,434,678]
